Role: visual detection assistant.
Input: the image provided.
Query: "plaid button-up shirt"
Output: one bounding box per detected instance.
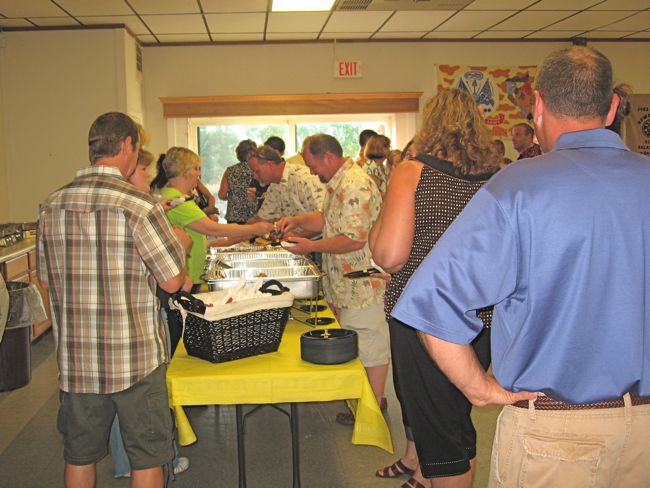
[37,165,185,394]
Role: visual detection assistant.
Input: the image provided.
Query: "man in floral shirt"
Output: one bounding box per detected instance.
[248,145,325,237]
[278,133,389,424]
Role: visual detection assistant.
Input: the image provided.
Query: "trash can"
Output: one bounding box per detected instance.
[0,282,46,391]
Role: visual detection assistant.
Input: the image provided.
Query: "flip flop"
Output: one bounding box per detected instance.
[375,459,416,478]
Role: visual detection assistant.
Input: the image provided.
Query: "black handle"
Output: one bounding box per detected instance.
[259,279,290,296]
[172,290,206,315]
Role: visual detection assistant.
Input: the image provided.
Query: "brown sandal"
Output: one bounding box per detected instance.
[375,459,416,478]
[401,477,427,488]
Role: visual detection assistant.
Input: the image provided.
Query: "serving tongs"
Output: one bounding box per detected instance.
[344,267,383,279]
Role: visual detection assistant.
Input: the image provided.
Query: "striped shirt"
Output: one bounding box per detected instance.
[37,165,185,394]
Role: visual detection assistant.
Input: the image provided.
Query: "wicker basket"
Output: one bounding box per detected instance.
[182,306,291,363]
[173,280,293,363]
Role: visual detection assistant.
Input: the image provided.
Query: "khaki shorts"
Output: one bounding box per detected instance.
[338,303,390,367]
[489,396,650,487]
[57,364,173,469]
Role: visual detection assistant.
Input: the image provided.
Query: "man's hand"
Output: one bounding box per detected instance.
[277,216,299,235]
[283,236,312,256]
[468,374,537,408]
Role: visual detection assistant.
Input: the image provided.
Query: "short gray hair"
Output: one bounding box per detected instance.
[535,46,612,119]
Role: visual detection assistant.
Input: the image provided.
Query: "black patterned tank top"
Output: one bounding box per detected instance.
[384,155,495,327]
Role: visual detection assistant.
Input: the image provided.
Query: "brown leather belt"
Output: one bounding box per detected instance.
[512,394,650,411]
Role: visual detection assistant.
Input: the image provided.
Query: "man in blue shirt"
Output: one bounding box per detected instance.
[393,46,650,487]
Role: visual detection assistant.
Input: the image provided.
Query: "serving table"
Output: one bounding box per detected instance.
[166,303,393,487]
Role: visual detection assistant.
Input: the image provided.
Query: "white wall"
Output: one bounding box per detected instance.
[142,40,650,158]
[0,29,648,222]
[0,29,140,222]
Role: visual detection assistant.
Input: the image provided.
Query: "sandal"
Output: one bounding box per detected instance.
[401,476,427,488]
[375,459,415,478]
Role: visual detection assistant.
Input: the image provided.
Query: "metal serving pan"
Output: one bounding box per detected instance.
[204,248,322,299]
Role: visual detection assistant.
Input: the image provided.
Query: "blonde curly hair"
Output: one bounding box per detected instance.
[162,147,201,179]
[414,88,498,176]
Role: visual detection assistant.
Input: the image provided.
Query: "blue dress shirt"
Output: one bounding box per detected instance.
[392,129,650,403]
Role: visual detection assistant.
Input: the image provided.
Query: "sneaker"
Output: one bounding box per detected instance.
[173,456,190,475]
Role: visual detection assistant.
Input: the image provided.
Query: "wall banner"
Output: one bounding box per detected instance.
[625,94,650,157]
[436,65,537,137]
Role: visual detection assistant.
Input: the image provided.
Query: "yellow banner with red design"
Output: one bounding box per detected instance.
[436,64,538,138]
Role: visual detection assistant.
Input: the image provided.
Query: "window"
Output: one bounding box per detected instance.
[188,114,396,217]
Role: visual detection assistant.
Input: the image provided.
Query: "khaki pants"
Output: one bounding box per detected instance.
[489,395,650,487]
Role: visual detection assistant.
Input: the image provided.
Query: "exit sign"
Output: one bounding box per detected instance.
[334,60,362,78]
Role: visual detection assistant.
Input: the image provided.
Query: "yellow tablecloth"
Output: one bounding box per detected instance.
[166,304,393,453]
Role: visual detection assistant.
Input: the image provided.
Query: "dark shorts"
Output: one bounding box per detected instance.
[57,364,173,469]
[390,317,491,478]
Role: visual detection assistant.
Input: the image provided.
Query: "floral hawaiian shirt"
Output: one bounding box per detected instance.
[322,159,384,309]
[256,163,325,220]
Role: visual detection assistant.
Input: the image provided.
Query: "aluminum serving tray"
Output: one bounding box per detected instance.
[204,248,322,299]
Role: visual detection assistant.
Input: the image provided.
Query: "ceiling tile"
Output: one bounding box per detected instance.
[423,31,481,38]
[525,30,585,38]
[211,32,264,41]
[79,16,150,35]
[200,0,267,13]
[0,0,66,17]
[153,33,211,42]
[319,32,372,39]
[28,17,79,27]
[476,30,533,38]
[494,10,577,30]
[0,18,34,27]
[626,30,650,38]
[141,14,206,34]
[373,31,427,38]
[323,11,392,32]
[595,11,650,31]
[57,0,132,17]
[266,32,320,40]
[465,0,536,8]
[205,13,265,33]
[128,0,199,15]
[381,11,454,32]
[588,0,650,9]
[436,10,514,31]
[528,0,602,10]
[549,10,633,30]
[267,12,330,33]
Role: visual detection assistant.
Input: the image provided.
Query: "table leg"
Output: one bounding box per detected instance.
[290,403,300,488]
[236,404,246,488]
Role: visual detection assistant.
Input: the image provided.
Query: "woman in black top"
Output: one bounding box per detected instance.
[370,88,499,488]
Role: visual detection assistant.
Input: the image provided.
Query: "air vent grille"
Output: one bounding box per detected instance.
[338,0,373,11]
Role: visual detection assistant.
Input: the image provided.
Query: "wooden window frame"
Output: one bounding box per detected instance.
[160,92,421,118]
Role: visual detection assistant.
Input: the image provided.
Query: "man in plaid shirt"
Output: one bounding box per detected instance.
[37,112,187,487]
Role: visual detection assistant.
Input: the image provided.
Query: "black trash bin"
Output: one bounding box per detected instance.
[0,282,46,391]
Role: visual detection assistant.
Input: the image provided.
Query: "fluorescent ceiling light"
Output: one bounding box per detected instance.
[272,0,335,12]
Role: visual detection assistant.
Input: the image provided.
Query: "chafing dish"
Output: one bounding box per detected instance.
[204,248,322,299]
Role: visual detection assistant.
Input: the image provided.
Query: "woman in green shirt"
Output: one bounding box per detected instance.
[157,147,272,291]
